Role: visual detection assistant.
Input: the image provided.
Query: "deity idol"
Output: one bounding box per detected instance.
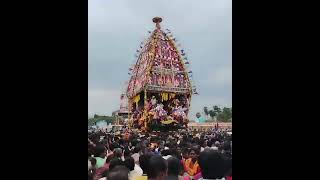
[155,103,167,120]
[173,76,178,87]
[166,74,173,86]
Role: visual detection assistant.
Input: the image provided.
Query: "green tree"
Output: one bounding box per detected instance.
[213,105,221,114]
[208,110,216,120]
[217,107,232,122]
[213,105,221,122]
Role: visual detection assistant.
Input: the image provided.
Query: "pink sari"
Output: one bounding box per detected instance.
[193,172,202,180]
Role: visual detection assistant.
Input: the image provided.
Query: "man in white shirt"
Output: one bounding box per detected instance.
[131,146,141,165]
[124,156,143,180]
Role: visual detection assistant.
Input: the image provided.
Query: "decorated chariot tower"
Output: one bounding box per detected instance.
[126,17,197,131]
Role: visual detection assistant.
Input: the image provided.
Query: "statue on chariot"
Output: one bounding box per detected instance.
[126,17,198,132]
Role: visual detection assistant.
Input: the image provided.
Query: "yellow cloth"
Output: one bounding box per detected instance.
[132,176,148,180]
[161,93,169,101]
[161,119,178,124]
[133,95,140,106]
[169,93,176,100]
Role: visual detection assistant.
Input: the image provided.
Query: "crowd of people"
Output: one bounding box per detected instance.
[88,127,232,180]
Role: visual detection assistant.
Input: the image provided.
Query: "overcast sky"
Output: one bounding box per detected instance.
[88,0,232,119]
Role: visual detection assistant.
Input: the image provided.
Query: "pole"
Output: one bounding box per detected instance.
[144,88,147,129]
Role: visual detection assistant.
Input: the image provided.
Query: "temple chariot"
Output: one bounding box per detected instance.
[126,17,197,132]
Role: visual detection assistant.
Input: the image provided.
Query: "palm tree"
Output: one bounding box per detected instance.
[213,105,222,122]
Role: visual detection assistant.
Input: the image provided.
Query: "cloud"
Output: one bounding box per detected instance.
[206,66,232,88]
[88,89,121,116]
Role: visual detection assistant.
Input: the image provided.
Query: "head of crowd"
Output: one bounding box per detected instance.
[88,127,232,180]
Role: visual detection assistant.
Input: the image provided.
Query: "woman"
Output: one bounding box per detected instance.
[183,147,201,177]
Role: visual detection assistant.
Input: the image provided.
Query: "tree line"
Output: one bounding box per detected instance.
[202,105,232,122]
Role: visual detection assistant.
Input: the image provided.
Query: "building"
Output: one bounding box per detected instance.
[188,122,232,131]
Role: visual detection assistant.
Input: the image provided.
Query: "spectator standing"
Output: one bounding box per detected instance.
[184,147,201,177]
[198,149,226,180]
[148,155,168,180]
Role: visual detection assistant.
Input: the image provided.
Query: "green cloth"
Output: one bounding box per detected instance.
[94,157,106,168]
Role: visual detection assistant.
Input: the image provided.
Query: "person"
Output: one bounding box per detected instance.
[88,125,232,180]
[114,147,123,160]
[206,140,213,149]
[109,158,124,171]
[193,172,202,180]
[181,148,189,161]
[161,149,172,160]
[165,156,187,180]
[131,146,143,175]
[224,157,232,180]
[184,147,201,177]
[132,146,141,164]
[148,155,167,180]
[133,153,152,180]
[93,145,107,168]
[107,165,130,180]
[198,149,226,180]
[199,140,206,152]
[93,154,115,180]
[88,157,96,180]
[124,156,143,180]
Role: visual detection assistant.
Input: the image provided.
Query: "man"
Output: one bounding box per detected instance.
[93,145,107,168]
[165,156,185,180]
[198,149,226,180]
[124,156,143,180]
[133,153,153,180]
[131,146,141,164]
[148,155,168,180]
[114,148,124,160]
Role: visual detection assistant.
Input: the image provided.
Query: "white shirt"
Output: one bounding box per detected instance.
[134,164,143,175]
[88,160,91,171]
[129,164,143,180]
[132,153,140,164]
[162,155,172,160]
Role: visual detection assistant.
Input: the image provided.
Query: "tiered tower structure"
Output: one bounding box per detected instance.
[126,17,197,131]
